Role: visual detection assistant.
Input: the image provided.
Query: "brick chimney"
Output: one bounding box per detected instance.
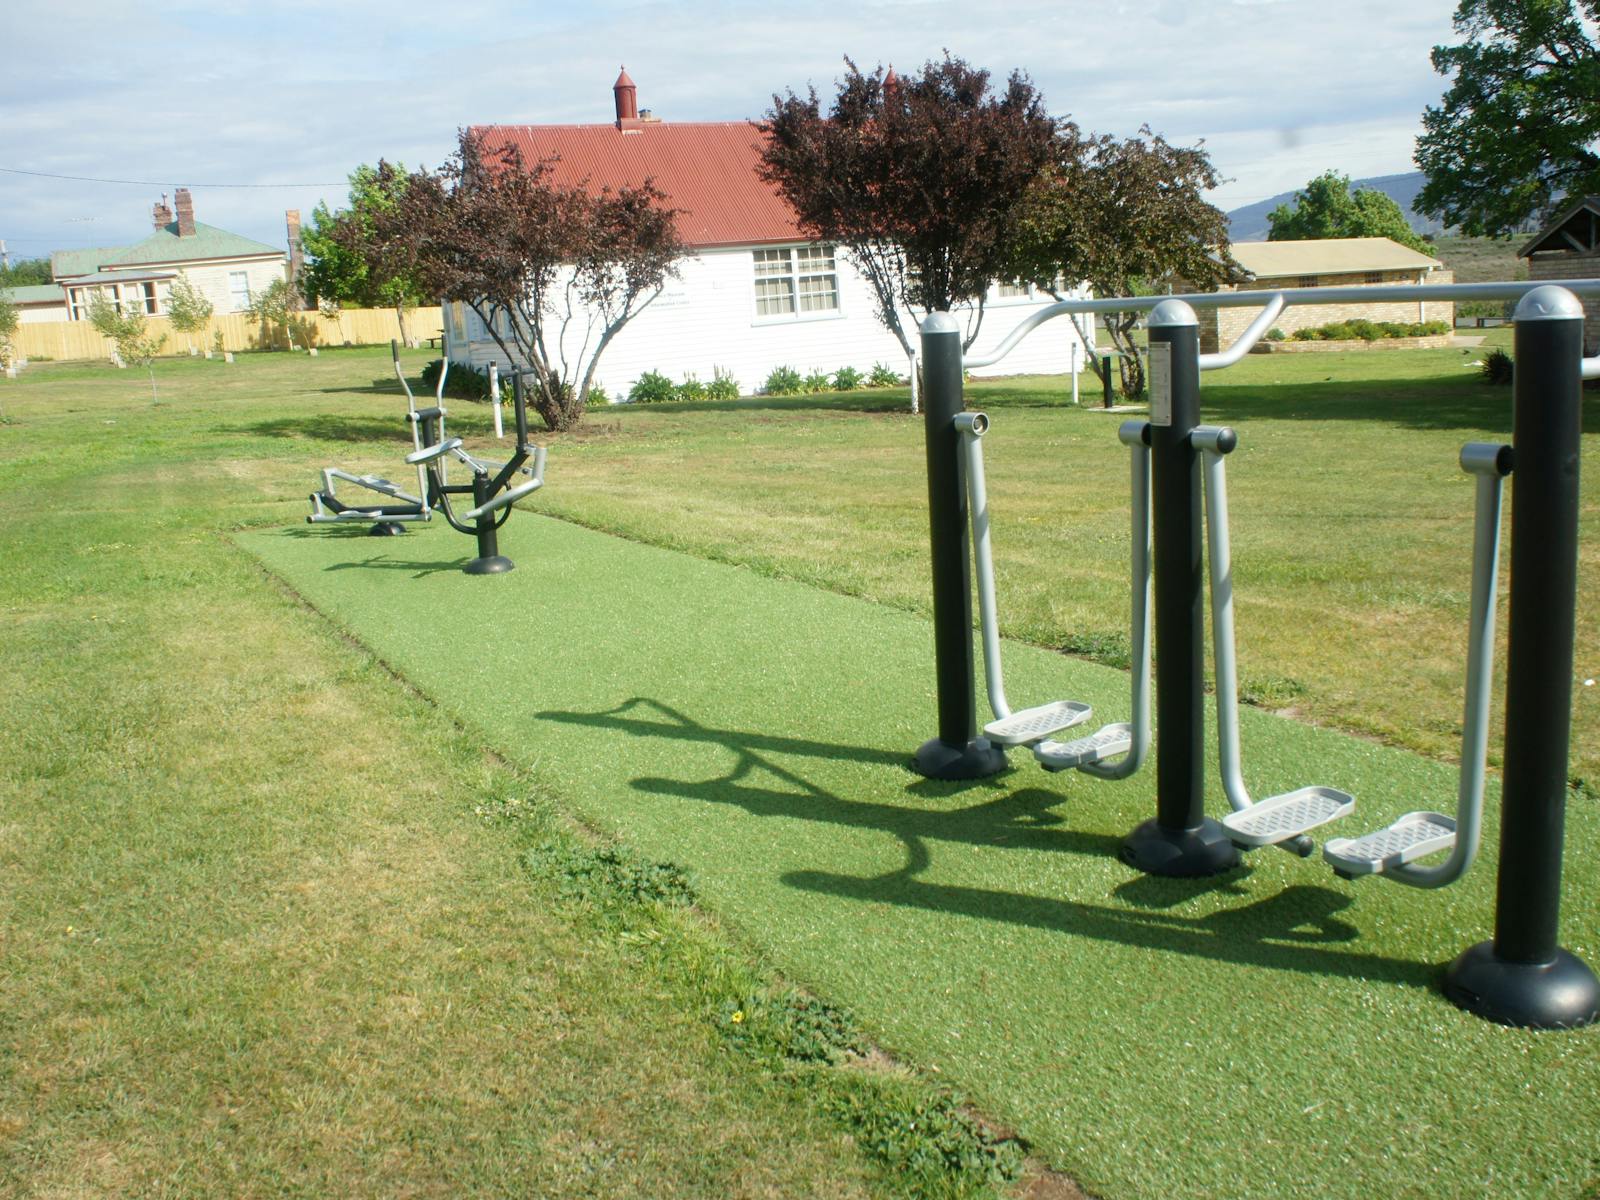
[174,187,196,237]
[152,194,174,230]
[614,66,639,128]
[286,209,305,308]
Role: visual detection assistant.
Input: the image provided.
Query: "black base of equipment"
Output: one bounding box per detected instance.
[1120,816,1240,877]
[913,736,1007,781]
[369,521,406,537]
[1443,941,1600,1030]
[462,554,515,576]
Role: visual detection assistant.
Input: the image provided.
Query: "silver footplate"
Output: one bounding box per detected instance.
[1033,723,1132,771]
[1323,811,1456,878]
[1221,786,1354,847]
[984,700,1092,747]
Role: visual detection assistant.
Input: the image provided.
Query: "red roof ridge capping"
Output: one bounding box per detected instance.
[469,119,804,251]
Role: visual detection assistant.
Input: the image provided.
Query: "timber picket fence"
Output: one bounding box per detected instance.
[10,306,444,363]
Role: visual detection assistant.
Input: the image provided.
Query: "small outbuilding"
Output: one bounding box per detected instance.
[1520,195,1600,354]
[1198,237,1453,353]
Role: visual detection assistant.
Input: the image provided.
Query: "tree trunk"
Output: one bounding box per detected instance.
[395,304,410,349]
[1106,315,1146,401]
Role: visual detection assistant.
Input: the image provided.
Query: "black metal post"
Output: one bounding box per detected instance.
[1122,301,1239,876]
[1102,354,1114,409]
[914,313,1007,780]
[462,471,514,575]
[1445,286,1599,1028]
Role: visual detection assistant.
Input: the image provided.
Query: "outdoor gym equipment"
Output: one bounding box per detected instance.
[956,410,1093,748]
[307,341,452,536]
[957,408,1152,777]
[307,342,548,574]
[1193,423,1354,855]
[1318,441,1510,883]
[913,279,1600,1028]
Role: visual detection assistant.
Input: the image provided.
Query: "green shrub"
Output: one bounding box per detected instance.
[676,373,708,403]
[762,365,803,395]
[801,369,833,394]
[587,383,611,406]
[1289,319,1453,343]
[867,362,902,388]
[832,366,864,391]
[1265,327,1287,342]
[1481,347,1514,384]
[629,369,677,404]
[706,366,740,401]
[421,358,504,402]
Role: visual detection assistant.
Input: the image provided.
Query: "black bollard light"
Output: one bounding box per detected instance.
[1121,300,1239,876]
[1444,286,1599,1029]
[913,313,1007,780]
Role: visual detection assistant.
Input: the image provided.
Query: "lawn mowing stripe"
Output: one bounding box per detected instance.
[242,514,1600,1200]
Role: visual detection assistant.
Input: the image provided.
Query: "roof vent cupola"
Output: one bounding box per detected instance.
[613,67,638,125]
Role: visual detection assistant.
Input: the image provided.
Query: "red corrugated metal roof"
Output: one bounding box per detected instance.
[471,122,804,250]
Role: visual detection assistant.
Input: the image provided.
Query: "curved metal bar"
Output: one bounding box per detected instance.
[1381,444,1510,888]
[1079,422,1153,780]
[958,279,1600,373]
[1584,354,1600,381]
[1196,428,1256,816]
[956,413,1010,721]
[1198,293,1285,371]
[464,446,547,522]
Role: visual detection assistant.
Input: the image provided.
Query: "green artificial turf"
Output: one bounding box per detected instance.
[244,513,1600,1200]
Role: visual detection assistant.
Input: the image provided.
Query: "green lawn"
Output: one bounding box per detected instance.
[0,349,999,1199]
[4,339,1598,1199]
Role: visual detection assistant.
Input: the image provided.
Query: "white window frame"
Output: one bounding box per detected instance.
[751,243,842,324]
[229,271,252,312]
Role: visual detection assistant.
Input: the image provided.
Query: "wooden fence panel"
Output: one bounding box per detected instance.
[10,306,444,362]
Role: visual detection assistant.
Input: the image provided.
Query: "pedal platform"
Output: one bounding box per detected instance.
[1221,786,1354,847]
[1033,723,1133,772]
[1323,811,1457,878]
[983,700,1092,747]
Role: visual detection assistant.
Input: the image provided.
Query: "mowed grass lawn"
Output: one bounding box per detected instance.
[3,332,1597,1198]
[0,350,991,1199]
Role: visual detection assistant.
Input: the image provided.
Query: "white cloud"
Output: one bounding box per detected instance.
[0,0,1460,257]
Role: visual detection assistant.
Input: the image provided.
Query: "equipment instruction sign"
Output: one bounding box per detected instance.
[1148,343,1172,426]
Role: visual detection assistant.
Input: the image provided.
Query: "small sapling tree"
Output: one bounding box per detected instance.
[760,55,1058,389]
[88,294,168,402]
[165,276,213,354]
[246,278,311,350]
[0,292,17,366]
[383,131,683,431]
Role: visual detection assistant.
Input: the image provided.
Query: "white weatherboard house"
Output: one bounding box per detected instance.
[45,188,287,322]
[443,71,1087,397]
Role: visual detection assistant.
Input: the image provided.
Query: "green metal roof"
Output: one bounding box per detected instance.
[0,283,67,305]
[51,247,123,278]
[106,221,283,267]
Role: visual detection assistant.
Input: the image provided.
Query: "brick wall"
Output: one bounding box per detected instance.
[1197,270,1455,352]
[1527,251,1600,354]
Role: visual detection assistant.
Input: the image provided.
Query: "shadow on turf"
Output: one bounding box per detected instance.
[539,698,1438,989]
[320,554,466,578]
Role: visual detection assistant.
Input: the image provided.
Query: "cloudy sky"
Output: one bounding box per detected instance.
[1,0,1463,265]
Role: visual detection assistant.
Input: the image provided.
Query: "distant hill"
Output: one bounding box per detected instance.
[1226,172,1445,242]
